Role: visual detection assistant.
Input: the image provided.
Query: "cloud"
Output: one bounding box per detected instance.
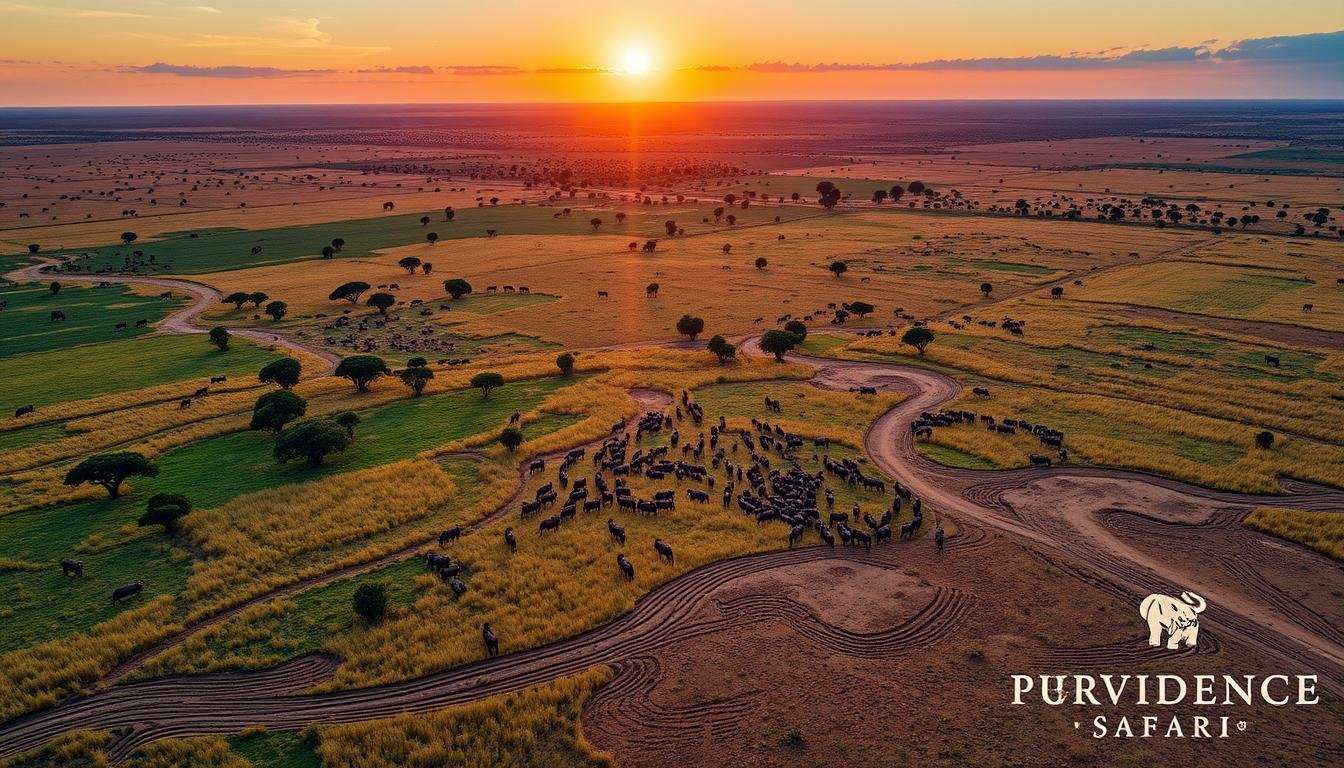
[447,65,521,76]
[0,2,152,18]
[183,5,222,13]
[357,65,435,75]
[739,30,1343,73]
[127,62,336,78]
[181,17,389,55]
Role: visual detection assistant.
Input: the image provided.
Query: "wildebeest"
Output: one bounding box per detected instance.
[522,499,544,516]
[607,518,626,545]
[972,386,990,397]
[686,489,709,503]
[210,375,228,384]
[528,459,546,474]
[874,525,892,544]
[449,575,468,596]
[1028,453,1052,467]
[1264,355,1280,368]
[583,498,602,513]
[1303,303,1313,312]
[14,404,34,418]
[816,524,835,547]
[538,515,561,534]
[483,623,499,656]
[597,290,609,298]
[193,386,209,398]
[61,558,83,577]
[654,538,674,564]
[424,552,451,569]
[179,398,192,409]
[850,528,872,550]
[111,581,144,602]
[900,520,917,540]
[935,527,945,553]
[617,553,635,581]
[788,524,805,548]
[504,527,517,551]
[438,526,462,546]
[49,310,65,322]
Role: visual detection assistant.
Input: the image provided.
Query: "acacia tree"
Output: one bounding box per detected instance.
[902,326,935,355]
[398,256,421,274]
[556,352,575,377]
[138,493,192,532]
[755,257,767,270]
[247,291,268,308]
[500,427,524,452]
[250,390,307,433]
[264,300,288,320]
[829,261,848,278]
[335,355,388,392]
[760,329,801,361]
[443,279,472,300]
[64,452,158,498]
[274,417,351,466]
[426,232,439,245]
[784,320,807,340]
[470,371,505,398]
[258,357,301,389]
[707,335,736,364]
[676,314,705,341]
[848,301,874,318]
[329,281,371,304]
[980,282,993,298]
[208,326,231,351]
[590,218,603,230]
[120,232,138,245]
[223,292,250,310]
[366,292,396,315]
[399,365,434,396]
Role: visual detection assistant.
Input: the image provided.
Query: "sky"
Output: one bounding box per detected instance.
[0,0,1341,105]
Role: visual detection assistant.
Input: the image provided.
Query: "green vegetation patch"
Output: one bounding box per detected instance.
[916,442,999,470]
[0,281,187,358]
[229,731,321,768]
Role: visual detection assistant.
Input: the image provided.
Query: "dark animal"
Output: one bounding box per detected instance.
[134,319,148,328]
[1029,453,1052,467]
[788,524,806,548]
[114,321,127,330]
[617,554,635,582]
[483,623,499,656]
[874,525,892,544]
[654,538,674,564]
[935,527,945,553]
[210,375,228,384]
[972,387,990,397]
[111,581,144,602]
[49,310,65,322]
[1264,355,1279,368]
[900,521,917,540]
[179,398,192,409]
[424,552,451,569]
[608,518,626,545]
[504,527,517,551]
[538,515,561,534]
[686,489,709,503]
[438,526,462,545]
[850,528,872,550]
[14,404,34,418]
[61,558,83,577]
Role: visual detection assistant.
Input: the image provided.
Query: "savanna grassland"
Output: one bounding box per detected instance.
[0,104,1341,768]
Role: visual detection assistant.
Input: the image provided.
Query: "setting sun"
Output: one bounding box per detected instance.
[619,46,653,75]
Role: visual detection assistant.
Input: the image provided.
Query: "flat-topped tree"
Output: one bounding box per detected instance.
[426,232,438,245]
[330,281,371,304]
[470,371,504,398]
[247,291,268,308]
[829,260,848,278]
[64,452,158,498]
[889,185,904,202]
[258,357,301,389]
[760,329,801,361]
[398,256,421,274]
[848,301,874,318]
[443,279,472,300]
[274,417,351,466]
[902,326,934,355]
[676,314,705,341]
[331,237,345,252]
[223,292,250,310]
[120,232,137,245]
[264,300,287,320]
[755,257,767,270]
[590,218,603,230]
[367,292,395,314]
[784,320,807,340]
[399,365,434,396]
[321,245,335,259]
[335,354,388,392]
[981,282,993,298]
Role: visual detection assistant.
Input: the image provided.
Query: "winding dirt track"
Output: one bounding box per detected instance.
[3,261,341,371]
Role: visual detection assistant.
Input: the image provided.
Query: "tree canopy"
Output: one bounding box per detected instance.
[258,357,301,389]
[443,279,472,300]
[366,292,396,314]
[500,426,524,452]
[274,417,352,466]
[760,330,801,361]
[64,452,158,498]
[902,326,935,354]
[470,371,505,398]
[329,281,371,304]
[335,355,388,392]
[829,261,848,278]
[250,389,307,433]
[847,301,874,318]
[783,320,808,340]
[398,256,422,274]
[139,493,192,532]
[556,352,575,377]
[223,292,250,310]
[707,335,736,364]
[399,365,434,396]
[264,300,288,321]
[208,326,230,351]
[676,314,705,341]
[353,582,387,623]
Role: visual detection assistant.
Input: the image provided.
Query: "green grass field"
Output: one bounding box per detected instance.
[229,731,321,768]
[0,280,188,358]
[0,378,577,651]
[0,334,281,413]
[916,442,999,470]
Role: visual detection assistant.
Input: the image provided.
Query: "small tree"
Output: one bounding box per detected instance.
[829,261,848,278]
[420,215,431,227]
[49,281,61,296]
[902,326,935,355]
[259,357,301,389]
[556,352,575,377]
[335,355,388,392]
[399,365,434,396]
[426,232,439,245]
[321,245,336,259]
[784,320,808,341]
[755,257,767,270]
[335,411,361,438]
[27,244,39,254]
[274,417,351,466]
[1255,430,1275,449]
[331,237,345,252]
[848,301,874,318]
[398,256,422,274]
[367,292,396,315]
[264,300,288,320]
[676,314,705,341]
[329,281,371,304]
[443,279,472,300]
[353,582,387,623]
[646,282,660,297]
[980,282,993,298]
[500,426,524,452]
[707,335,736,364]
[760,329,801,361]
[208,326,231,351]
[120,232,138,245]
[223,292,250,310]
[139,493,192,532]
[247,291,268,308]
[590,217,603,230]
[64,452,158,498]
[251,390,307,433]
[470,371,505,399]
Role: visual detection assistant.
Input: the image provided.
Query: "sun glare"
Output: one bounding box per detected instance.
[620,47,653,76]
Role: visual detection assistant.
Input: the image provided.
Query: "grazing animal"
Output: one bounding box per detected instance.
[597,290,609,298]
[850,528,872,550]
[134,319,148,328]
[61,558,84,577]
[424,552,451,569]
[788,524,805,548]
[617,554,635,581]
[504,527,517,551]
[1264,355,1280,368]
[538,515,561,534]
[607,518,626,545]
[654,538,674,564]
[483,623,499,656]
[935,527,945,553]
[439,526,462,546]
[210,375,228,384]
[972,386,990,397]
[528,459,546,475]
[1028,453,1052,467]
[874,525,892,544]
[449,576,468,596]
[111,581,144,602]
[686,489,709,503]
[1303,303,1313,312]
[179,398,192,409]
[900,520,917,540]
[49,310,66,322]
[193,386,209,398]
[14,404,34,418]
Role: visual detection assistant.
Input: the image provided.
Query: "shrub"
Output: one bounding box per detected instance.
[353,583,387,623]
[274,417,352,466]
[1255,430,1274,449]
[500,427,524,452]
[443,279,472,300]
[208,326,231,351]
[258,357,301,389]
[556,352,576,377]
[139,493,192,532]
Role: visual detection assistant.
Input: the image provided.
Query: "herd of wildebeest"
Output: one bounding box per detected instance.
[421,389,948,657]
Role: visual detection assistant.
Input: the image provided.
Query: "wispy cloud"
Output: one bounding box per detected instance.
[357,65,435,75]
[448,65,522,76]
[182,5,222,14]
[0,2,152,19]
[126,62,337,78]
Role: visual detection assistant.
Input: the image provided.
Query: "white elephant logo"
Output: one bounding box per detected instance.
[1139,591,1207,649]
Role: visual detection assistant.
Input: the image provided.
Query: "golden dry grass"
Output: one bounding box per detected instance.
[1244,508,1344,561]
[314,666,613,768]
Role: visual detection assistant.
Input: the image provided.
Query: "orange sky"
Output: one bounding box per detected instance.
[0,1,1340,105]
